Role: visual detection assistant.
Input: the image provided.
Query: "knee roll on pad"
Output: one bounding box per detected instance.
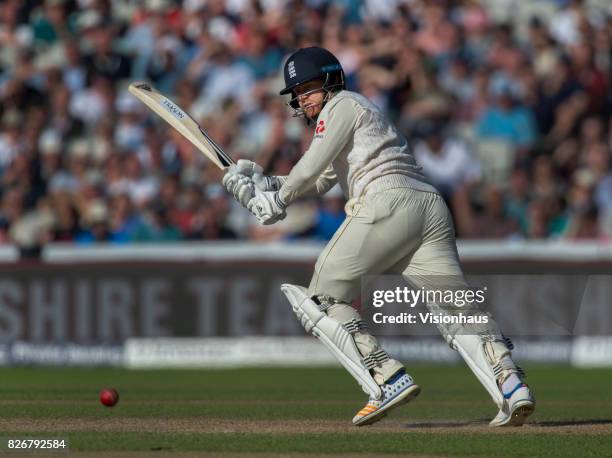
[281,283,383,399]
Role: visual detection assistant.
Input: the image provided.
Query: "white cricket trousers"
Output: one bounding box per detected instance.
[308,186,468,384]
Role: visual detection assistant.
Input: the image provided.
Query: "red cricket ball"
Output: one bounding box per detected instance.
[99,388,119,407]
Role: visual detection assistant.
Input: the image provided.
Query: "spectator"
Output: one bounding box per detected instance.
[413,120,481,235]
[0,0,609,247]
[504,167,531,234]
[133,204,181,242]
[186,184,237,240]
[548,0,586,47]
[475,87,537,150]
[191,42,255,117]
[467,185,520,239]
[51,191,79,241]
[311,184,345,241]
[562,170,600,239]
[31,0,72,46]
[414,121,481,201]
[75,200,110,244]
[108,194,140,243]
[0,110,27,172]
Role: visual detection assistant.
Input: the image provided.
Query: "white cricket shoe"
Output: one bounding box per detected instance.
[352,369,420,426]
[489,380,536,427]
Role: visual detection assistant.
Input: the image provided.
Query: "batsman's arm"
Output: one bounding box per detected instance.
[299,165,338,196]
[279,98,357,206]
[273,165,337,196]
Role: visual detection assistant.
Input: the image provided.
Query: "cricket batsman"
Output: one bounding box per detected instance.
[223,47,535,426]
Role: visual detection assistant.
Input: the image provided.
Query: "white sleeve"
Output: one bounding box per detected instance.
[274,165,337,197]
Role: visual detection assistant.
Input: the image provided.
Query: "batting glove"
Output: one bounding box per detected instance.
[247,189,287,225]
[222,165,255,207]
[235,159,284,192]
[234,159,260,177]
[253,171,283,192]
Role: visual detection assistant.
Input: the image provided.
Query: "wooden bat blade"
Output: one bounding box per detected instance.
[128,81,234,169]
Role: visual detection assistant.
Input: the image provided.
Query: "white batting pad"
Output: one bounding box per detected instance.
[451,334,506,408]
[281,283,382,399]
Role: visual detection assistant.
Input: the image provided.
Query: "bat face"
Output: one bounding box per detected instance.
[128,82,234,170]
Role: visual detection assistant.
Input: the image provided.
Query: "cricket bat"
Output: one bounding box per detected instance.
[128,81,234,170]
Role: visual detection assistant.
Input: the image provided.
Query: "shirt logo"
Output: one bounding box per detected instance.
[315,120,326,135]
[288,61,296,78]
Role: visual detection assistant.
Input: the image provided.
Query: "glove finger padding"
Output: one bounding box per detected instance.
[223,165,256,208]
[222,165,240,192]
[236,159,263,177]
[235,176,255,207]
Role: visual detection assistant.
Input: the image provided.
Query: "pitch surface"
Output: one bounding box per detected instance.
[1,366,610,457]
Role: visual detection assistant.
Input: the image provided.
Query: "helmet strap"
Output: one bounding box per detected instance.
[288,72,343,125]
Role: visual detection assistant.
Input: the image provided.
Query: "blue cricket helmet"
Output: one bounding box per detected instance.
[280,46,345,99]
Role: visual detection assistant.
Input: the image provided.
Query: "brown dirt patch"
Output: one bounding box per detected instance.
[1,417,610,436]
[0,399,355,406]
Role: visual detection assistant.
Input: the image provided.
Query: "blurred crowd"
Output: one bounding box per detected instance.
[0,0,611,249]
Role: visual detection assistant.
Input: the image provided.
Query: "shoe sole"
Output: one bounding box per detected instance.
[506,401,535,426]
[353,384,421,427]
[491,400,535,427]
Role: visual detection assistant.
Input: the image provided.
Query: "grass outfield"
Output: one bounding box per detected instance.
[0,365,611,457]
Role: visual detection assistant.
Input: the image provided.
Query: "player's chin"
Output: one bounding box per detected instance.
[305,106,320,119]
